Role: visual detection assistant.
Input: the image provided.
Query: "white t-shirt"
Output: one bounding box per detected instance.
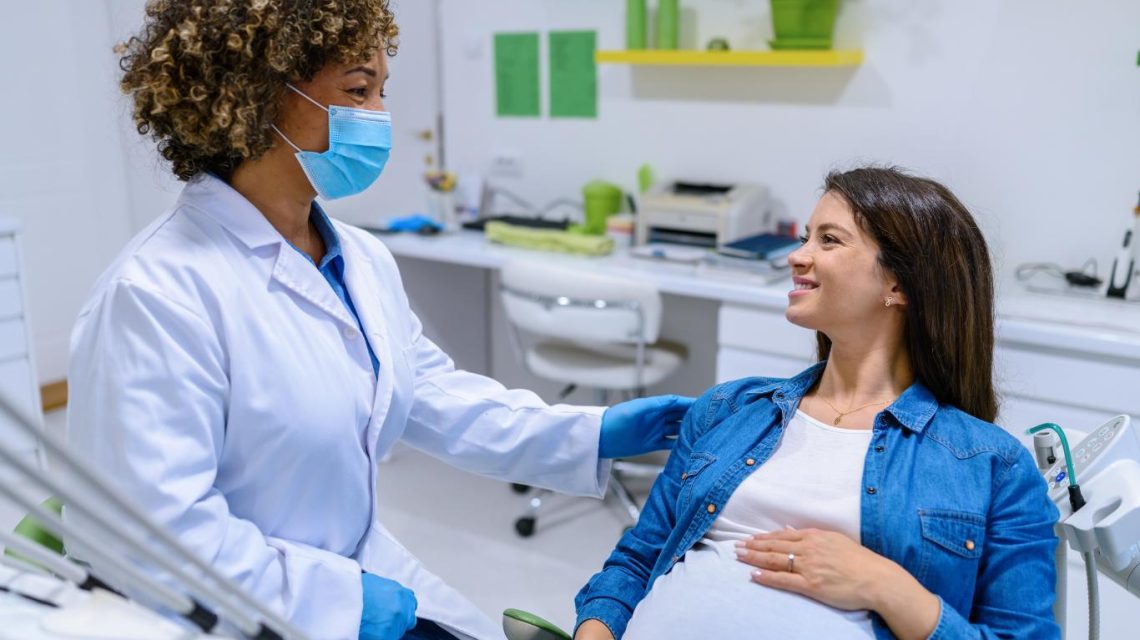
[623,410,877,639]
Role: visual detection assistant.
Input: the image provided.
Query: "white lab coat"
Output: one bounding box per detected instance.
[65,174,609,640]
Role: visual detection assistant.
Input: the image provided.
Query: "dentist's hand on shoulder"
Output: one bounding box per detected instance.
[598,394,695,459]
[359,573,417,640]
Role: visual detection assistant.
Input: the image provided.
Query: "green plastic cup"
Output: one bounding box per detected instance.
[579,180,624,236]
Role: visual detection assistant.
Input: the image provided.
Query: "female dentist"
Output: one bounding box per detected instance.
[64,2,691,640]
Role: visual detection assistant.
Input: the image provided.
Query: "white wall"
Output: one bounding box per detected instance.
[0,1,138,382]
[439,0,1140,289]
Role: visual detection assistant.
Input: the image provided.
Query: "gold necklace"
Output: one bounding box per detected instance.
[817,396,892,426]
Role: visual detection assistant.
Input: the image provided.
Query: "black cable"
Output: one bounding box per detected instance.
[1015,260,1102,288]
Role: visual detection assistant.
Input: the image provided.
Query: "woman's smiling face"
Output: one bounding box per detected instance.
[785,192,906,338]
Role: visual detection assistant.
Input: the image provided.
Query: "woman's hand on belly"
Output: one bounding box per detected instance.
[574,619,616,640]
[736,528,940,640]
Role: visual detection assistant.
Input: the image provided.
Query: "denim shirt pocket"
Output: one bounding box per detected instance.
[677,452,718,511]
[917,509,985,588]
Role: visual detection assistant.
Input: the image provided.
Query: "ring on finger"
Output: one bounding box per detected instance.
[787,552,796,573]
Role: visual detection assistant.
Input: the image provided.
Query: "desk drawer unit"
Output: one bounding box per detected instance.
[996,342,1140,434]
[717,303,815,382]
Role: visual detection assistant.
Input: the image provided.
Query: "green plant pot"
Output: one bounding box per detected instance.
[769,0,839,50]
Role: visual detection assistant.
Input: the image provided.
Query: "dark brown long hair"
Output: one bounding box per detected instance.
[818,167,997,422]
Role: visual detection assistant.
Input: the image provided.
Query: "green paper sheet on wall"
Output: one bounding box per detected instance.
[549,31,597,118]
[494,33,540,117]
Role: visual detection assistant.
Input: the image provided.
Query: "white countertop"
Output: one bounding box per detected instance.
[375,229,794,309]
[374,230,1140,361]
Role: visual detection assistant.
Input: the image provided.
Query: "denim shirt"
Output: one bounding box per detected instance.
[575,363,1060,639]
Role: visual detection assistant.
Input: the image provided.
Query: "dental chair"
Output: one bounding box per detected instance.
[502,609,570,640]
[498,260,686,537]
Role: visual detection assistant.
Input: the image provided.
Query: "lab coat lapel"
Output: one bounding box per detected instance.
[270,248,358,330]
[183,174,359,329]
[339,238,397,453]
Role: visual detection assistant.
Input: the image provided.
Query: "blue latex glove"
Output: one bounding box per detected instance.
[598,394,696,459]
[385,214,443,234]
[359,573,417,640]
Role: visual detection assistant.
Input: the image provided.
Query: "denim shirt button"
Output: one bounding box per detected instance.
[866,486,877,495]
[707,503,717,514]
[745,458,756,466]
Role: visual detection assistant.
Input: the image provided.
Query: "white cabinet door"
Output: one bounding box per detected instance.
[996,395,1120,448]
[717,347,811,384]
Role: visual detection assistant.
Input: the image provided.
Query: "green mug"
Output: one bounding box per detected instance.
[577,180,624,236]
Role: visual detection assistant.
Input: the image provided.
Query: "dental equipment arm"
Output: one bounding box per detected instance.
[1035,416,1140,640]
[0,393,310,640]
[0,528,112,594]
[0,481,214,628]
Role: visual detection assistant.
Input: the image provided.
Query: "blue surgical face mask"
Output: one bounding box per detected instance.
[272,84,392,200]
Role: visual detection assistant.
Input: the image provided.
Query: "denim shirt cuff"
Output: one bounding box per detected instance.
[925,596,974,640]
[576,598,633,639]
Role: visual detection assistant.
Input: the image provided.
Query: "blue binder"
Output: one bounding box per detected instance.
[716,233,800,260]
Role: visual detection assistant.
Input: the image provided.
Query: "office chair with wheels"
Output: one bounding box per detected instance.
[499,260,686,537]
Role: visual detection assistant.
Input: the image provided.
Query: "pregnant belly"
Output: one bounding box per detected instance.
[623,540,875,639]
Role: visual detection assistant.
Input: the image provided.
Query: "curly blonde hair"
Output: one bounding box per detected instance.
[118,0,399,181]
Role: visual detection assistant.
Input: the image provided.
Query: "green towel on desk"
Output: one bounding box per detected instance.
[485,221,614,256]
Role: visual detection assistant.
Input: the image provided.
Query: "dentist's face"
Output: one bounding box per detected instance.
[276,51,390,155]
[784,193,903,337]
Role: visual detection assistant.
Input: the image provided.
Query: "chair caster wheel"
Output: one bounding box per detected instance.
[510,483,530,494]
[515,517,536,537]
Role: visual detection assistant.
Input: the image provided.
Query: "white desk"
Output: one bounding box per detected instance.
[376,230,793,307]
[376,230,1140,433]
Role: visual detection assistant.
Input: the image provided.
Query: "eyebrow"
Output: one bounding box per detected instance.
[806,222,852,237]
[344,66,378,78]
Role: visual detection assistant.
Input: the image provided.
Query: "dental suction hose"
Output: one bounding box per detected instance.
[1084,552,1099,640]
[1026,423,1086,511]
[1026,423,1097,640]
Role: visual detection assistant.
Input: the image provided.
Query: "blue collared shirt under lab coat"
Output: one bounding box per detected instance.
[289,204,379,376]
[576,362,1061,639]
